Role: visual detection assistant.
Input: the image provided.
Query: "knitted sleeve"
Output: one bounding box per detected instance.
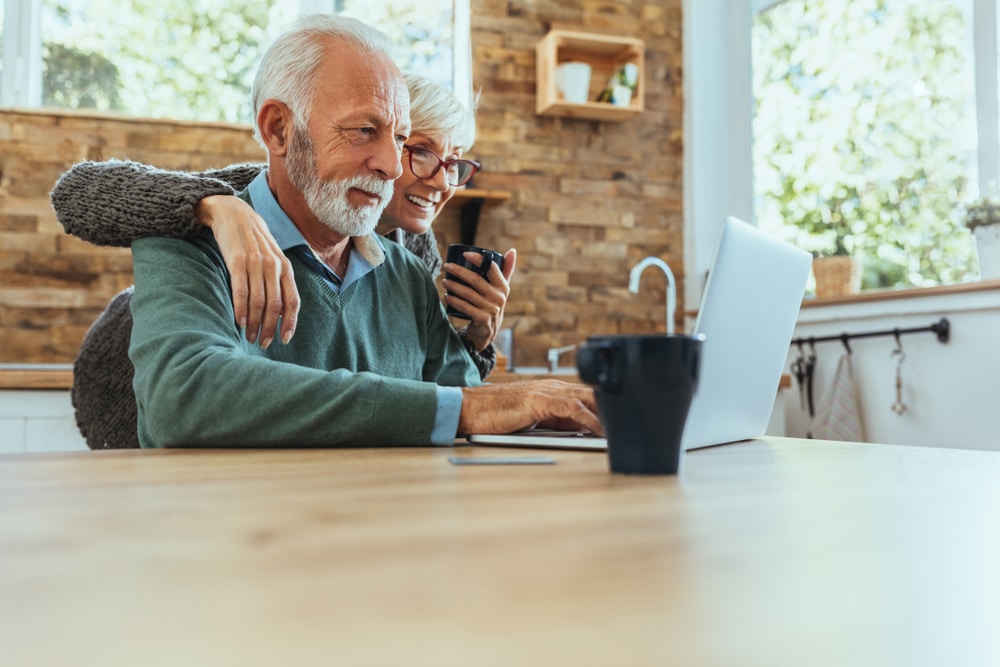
[457,330,497,379]
[50,159,264,247]
[72,286,141,449]
[401,227,443,279]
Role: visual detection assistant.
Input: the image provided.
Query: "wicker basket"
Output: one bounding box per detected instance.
[813,256,861,298]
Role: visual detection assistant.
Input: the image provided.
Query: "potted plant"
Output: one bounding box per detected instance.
[797,210,863,298]
[965,196,1000,281]
[597,63,639,107]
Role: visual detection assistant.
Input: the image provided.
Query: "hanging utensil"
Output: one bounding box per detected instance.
[791,342,808,411]
[890,330,907,416]
[805,339,817,418]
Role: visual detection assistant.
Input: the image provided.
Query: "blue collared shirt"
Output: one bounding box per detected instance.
[245,171,462,445]
[247,173,380,292]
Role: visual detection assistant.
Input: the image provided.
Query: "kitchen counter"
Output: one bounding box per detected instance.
[0,364,73,390]
[0,365,790,389]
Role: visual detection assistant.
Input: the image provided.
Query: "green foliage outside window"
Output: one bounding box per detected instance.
[43,0,275,124]
[38,0,454,126]
[43,42,122,111]
[753,0,979,289]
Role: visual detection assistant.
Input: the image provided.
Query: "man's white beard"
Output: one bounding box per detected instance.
[287,122,393,237]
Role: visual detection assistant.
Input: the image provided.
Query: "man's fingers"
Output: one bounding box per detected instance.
[566,400,604,436]
[457,381,603,437]
[536,383,603,435]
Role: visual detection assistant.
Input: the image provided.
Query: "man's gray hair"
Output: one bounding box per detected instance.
[251,13,395,144]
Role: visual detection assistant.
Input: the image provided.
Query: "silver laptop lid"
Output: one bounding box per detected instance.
[680,217,812,450]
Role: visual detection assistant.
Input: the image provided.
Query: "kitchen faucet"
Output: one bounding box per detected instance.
[547,344,578,373]
[628,256,676,335]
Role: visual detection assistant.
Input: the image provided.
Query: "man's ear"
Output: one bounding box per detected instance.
[258,99,292,157]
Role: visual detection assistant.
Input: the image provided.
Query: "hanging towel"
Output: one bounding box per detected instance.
[810,353,865,442]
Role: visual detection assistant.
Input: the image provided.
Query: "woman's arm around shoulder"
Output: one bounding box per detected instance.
[49,158,263,246]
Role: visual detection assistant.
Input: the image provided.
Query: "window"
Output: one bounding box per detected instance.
[0,0,469,124]
[682,0,1000,302]
[751,0,989,289]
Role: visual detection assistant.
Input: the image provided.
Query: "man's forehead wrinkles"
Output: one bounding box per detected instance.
[339,85,409,129]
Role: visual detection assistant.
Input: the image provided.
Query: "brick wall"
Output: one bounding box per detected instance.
[0,0,683,368]
[0,111,266,363]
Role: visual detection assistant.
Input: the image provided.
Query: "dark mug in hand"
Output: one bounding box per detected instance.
[577,333,704,475]
[444,244,505,319]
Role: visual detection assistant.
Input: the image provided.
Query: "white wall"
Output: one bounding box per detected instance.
[774,288,1000,451]
[0,390,87,453]
[682,0,753,306]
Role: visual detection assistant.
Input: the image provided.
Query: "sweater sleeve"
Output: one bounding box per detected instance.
[49,159,264,247]
[129,235,444,448]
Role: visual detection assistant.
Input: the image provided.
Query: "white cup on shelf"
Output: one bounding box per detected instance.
[610,84,633,107]
[555,62,592,104]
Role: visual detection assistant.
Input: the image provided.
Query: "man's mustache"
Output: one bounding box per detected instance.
[339,173,394,205]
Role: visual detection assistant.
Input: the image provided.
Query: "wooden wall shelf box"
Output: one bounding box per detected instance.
[536,30,645,121]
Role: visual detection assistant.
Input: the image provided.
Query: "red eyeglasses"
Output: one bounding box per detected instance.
[404,145,480,186]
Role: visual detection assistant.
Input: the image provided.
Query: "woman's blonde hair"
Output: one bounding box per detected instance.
[405,73,478,152]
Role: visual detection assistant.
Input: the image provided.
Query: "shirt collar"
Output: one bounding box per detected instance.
[245,169,386,267]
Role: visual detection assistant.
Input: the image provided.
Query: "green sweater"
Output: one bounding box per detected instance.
[129,234,482,448]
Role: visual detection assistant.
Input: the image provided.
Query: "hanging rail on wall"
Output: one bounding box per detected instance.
[790,317,951,352]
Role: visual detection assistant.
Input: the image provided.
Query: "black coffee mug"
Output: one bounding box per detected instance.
[444,244,505,319]
[577,334,704,475]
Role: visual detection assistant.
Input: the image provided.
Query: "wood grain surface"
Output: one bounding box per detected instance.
[2,437,999,666]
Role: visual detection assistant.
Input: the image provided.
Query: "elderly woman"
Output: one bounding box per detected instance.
[51,74,515,449]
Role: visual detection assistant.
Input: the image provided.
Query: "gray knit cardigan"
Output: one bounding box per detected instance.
[51,159,495,449]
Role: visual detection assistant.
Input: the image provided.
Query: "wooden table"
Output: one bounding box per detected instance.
[3,438,1000,666]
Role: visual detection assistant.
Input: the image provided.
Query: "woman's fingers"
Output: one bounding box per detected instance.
[197,195,299,347]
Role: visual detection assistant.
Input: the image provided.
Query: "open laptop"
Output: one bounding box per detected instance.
[467,216,812,451]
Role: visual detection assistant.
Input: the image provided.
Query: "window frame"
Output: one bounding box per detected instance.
[0,0,472,115]
[1,0,43,107]
[683,0,1000,307]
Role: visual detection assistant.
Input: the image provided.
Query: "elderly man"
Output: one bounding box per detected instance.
[122,14,600,448]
